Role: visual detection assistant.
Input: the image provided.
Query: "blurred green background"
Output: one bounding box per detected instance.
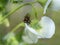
[0,0,60,45]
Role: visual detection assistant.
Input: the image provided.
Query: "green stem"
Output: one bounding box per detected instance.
[11,22,24,32]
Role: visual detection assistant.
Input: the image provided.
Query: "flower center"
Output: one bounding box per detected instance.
[30,19,41,30]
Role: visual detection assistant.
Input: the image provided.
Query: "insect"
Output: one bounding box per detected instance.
[23,14,31,24]
[11,0,23,3]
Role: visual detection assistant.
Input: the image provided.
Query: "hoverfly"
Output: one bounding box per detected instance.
[23,14,31,24]
[10,0,23,3]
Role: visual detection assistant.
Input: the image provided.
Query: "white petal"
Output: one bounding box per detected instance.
[25,23,38,35]
[22,35,35,44]
[24,23,38,43]
[43,0,52,14]
[38,16,55,38]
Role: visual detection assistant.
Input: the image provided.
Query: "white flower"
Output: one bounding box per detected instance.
[22,16,55,43]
